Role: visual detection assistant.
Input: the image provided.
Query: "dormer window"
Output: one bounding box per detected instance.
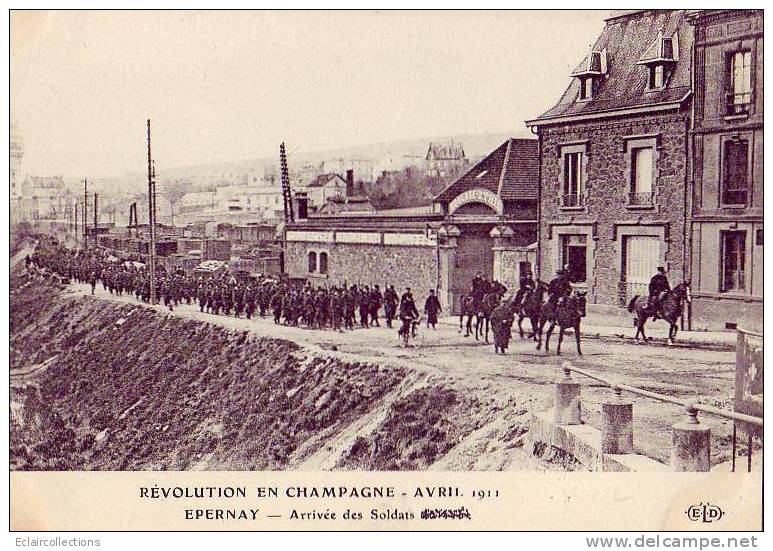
[580,77,594,100]
[649,65,665,88]
[661,36,674,58]
[638,31,678,90]
[571,48,607,102]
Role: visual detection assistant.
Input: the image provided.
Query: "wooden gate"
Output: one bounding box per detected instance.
[451,229,494,314]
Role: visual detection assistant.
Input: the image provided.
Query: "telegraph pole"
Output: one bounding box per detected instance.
[147,119,157,304]
[93,192,98,248]
[83,179,88,248]
[280,142,294,222]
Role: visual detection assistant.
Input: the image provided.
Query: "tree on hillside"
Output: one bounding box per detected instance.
[365,164,466,210]
[158,179,189,226]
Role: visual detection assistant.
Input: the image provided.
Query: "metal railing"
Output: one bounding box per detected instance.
[560,194,584,208]
[726,94,751,116]
[557,361,763,428]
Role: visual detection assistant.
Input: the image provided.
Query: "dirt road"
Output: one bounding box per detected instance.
[65,281,738,466]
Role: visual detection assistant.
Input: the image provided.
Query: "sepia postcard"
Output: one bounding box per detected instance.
[8,8,764,534]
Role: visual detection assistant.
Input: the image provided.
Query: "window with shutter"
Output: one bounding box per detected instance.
[630,147,654,205]
[562,152,584,207]
[721,231,746,292]
[727,51,752,115]
[722,139,749,206]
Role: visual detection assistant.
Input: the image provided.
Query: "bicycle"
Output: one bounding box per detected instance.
[398,316,424,348]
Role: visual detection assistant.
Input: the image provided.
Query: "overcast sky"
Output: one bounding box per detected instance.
[11,10,607,178]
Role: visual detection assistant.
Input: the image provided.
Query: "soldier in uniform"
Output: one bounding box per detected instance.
[259,283,272,317]
[245,283,256,320]
[547,268,572,308]
[358,285,370,328]
[471,272,485,298]
[221,284,232,316]
[648,266,671,320]
[233,283,244,318]
[330,288,343,332]
[309,289,328,329]
[513,271,535,308]
[343,286,356,330]
[89,270,98,295]
[397,288,420,340]
[270,288,283,324]
[198,283,208,312]
[212,283,222,315]
[383,285,398,328]
[369,284,383,327]
[490,279,508,299]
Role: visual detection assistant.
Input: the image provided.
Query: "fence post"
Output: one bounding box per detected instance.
[601,386,634,454]
[554,362,582,425]
[671,404,711,472]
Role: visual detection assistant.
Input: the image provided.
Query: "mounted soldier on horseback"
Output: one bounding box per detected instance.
[512,271,535,310]
[477,280,506,344]
[647,266,671,320]
[545,268,573,316]
[515,277,547,341]
[628,270,691,345]
[535,266,587,355]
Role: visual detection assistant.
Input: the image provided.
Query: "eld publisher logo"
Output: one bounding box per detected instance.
[686,503,725,523]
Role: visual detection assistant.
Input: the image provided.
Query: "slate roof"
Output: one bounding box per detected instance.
[528,10,692,125]
[306,173,345,188]
[433,138,539,203]
[318,196,374,214]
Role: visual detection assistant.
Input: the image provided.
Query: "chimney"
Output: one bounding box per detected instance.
[294,192,309,220]
[345,169,354,197]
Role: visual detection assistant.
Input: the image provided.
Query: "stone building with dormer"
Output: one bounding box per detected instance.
[527,10,693,317]
[686,10,763,331]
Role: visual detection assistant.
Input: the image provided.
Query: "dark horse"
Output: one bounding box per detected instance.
[458,294,479,337]
[536,291,587,355]
[476,291,503,343]
[627,282,691,345]
[515,280,548,341]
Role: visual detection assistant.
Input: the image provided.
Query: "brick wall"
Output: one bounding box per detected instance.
[285,240,438,308]
[538,112,689,309]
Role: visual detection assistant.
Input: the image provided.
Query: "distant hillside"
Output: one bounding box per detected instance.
[283,130,527,167]
[88,130,531,200]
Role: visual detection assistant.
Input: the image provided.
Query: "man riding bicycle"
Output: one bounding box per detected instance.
[398,287,420,344]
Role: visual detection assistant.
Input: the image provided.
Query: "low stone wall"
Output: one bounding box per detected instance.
[285,239,439,310]
[690,296,763,332]
[527,410,668,472]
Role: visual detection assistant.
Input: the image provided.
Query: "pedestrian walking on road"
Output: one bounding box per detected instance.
[423,289,442,329]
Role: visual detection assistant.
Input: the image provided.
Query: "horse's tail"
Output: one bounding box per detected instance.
[627,295,640,313]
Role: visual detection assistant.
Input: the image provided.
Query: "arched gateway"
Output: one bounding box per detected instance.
[283,138,540,315]
[432,138,540,313]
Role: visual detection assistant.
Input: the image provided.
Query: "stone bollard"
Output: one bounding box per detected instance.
[554,362,582,425]
[601,386,634,454]
[671,404,711,472]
